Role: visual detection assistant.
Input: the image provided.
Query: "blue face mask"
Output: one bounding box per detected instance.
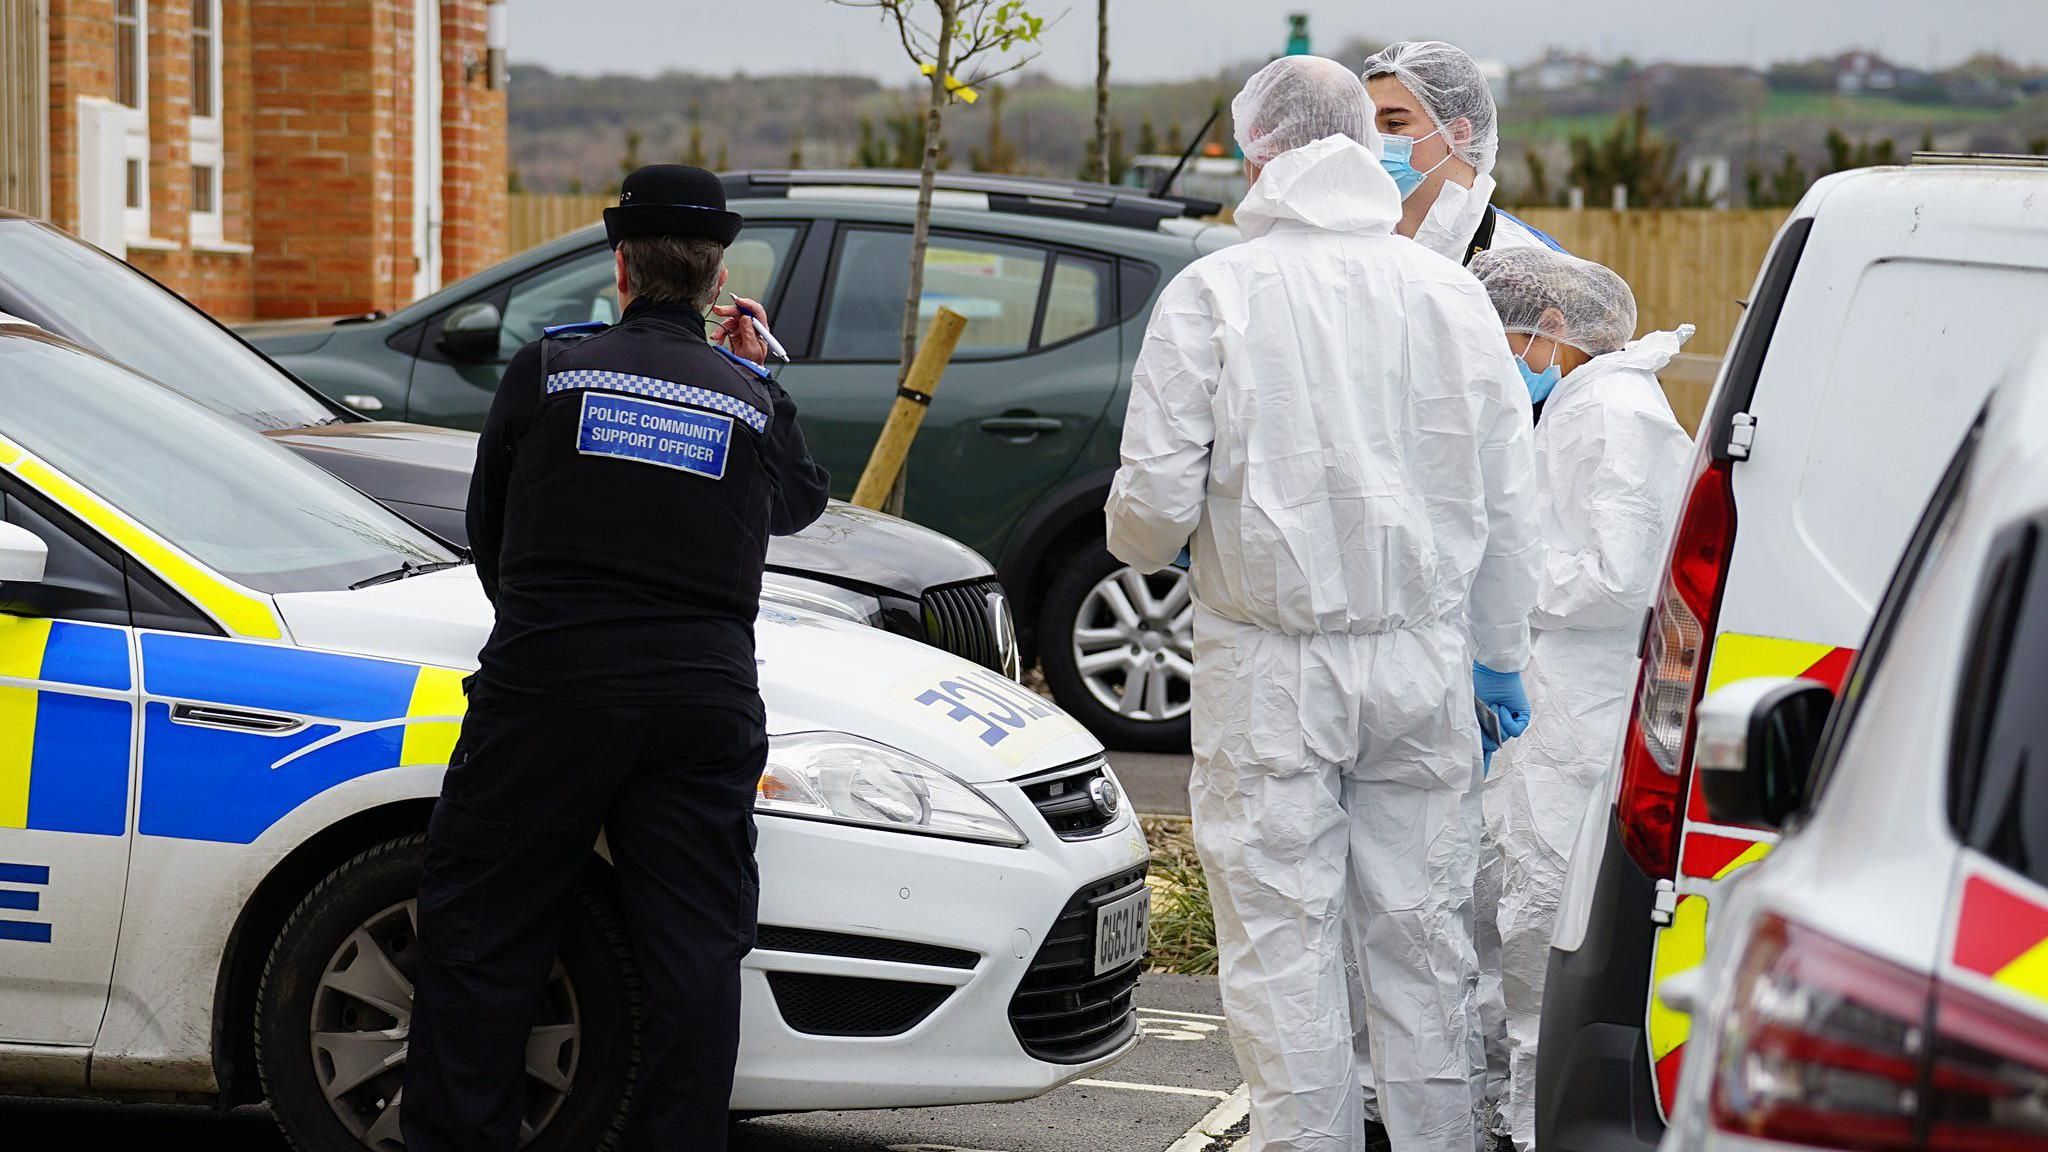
[1517,338,1563,404]
[1379,127,1450,200]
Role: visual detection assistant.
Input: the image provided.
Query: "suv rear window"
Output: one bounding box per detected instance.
[1950,514,2048,887]
[819,229,1111,361]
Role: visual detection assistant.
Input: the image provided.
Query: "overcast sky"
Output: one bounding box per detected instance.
[509,0,2048,85]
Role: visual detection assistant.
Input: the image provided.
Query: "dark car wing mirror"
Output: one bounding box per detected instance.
[437,301,503,362]
[1693,676,1836,831]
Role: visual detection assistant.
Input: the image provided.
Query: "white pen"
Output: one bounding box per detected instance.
[725,294,789,362]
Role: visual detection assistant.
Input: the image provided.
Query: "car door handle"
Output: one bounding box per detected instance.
[979,416,1064,439]
[170,702,306,734]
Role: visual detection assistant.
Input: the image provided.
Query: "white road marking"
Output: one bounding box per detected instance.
[1163,1083,1251,1152]
[886,1145,1015,1152]
[1138,1005,1229,1022]
[1140,1016,1221,1041]
[1073,1077,1232,1101]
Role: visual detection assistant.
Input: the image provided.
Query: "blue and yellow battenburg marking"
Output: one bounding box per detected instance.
[138,634,467,844]
[0,617,132,838]
[0,862,52,943]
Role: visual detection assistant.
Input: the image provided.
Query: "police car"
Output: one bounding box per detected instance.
[0,321,1148,1150]
[1655,338,2048,1151]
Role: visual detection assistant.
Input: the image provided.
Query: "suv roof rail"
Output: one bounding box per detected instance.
[1910,151,2048,169]
[721,169,1224,231]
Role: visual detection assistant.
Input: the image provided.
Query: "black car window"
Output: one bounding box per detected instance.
[1039,254,1113,348]
[1,482,134,627]
[1805,410,1983,806]
[820,228,1053,361]
[497,225,801,360]
[0,221,337,432]
[1950,514,2048,886]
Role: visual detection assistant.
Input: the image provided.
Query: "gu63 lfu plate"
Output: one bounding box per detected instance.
[1094,887,1149,975]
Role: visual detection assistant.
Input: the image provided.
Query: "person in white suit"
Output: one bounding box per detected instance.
[1106,55,1542,1152]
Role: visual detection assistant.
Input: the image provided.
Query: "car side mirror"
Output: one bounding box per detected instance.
[1693,677,1835,831]
[0,521,49,585]
[438,301,503,362]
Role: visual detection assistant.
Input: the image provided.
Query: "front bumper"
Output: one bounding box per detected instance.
[732,770,1150,1111]
[1537,810,1666,1152]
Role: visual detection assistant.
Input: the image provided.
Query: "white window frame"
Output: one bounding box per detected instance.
[114,0,149,238]
[188,0,224,243]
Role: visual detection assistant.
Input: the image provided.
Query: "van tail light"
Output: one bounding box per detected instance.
[1711,916,1928,1151]
[1712,914,2048,1152]
[1616,454,1737,878]
[1923,979,2048,1151]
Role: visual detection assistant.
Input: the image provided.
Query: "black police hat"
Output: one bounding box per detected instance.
[602,164,743,248]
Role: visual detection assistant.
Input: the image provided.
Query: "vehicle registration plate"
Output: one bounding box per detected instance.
[1094,887,1150,975]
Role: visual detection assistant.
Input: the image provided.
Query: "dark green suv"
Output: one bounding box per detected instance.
[242,171,1237,750]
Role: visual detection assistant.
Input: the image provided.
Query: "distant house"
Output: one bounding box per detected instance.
[0,0,509,322]
[1526,49,1606,94]
[1835,51,1899,95]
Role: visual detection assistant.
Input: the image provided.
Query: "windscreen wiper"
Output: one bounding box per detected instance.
[349,559,467,590]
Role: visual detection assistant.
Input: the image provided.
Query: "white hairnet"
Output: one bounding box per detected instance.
[1470,247,1639,356]
[1231,55,1375,169]
[1361,40,1500,177]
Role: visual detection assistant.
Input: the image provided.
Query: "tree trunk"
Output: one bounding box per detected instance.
[887,0,957,515]
[1093,0,1109,184]
[899,0,956,384]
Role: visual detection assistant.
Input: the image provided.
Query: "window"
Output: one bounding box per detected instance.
[496,226,801,362]
[114,0,149,236]
[1949,515,2048,888]
[821,230,1053,361]
[189,0,224,242]
[1040,255,1111,347]
[0,339,454,594]
[0,222,338,431]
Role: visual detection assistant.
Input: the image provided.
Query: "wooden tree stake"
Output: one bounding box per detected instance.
[852,306,967,511]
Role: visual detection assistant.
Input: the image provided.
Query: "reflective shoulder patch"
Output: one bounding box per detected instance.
[543,320,611,338]
[545,369,768,433]
[714,345,772,380]
[575,392,732,480]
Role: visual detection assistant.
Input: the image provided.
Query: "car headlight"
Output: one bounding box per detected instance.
[760,574,883,627]
[757,732,1027,847]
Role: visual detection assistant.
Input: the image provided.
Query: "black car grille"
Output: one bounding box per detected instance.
[922,578,1013,674]
[755,925,979,970]
[1015,760,1120,840]
[1008,864,1147,1064]
[765,972,954,1037]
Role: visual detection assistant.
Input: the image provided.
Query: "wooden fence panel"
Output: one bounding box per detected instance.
[507,193,611,254]
[1518,208,1788,357]
[0,0,48,219]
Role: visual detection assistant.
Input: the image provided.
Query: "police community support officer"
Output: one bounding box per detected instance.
[404,164,832,1152]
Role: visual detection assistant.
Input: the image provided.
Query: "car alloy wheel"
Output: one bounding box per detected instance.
[310,899,581,1150]
[1071,565,1195,723]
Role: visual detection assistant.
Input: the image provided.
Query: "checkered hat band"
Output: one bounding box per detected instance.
[545,369,768,433]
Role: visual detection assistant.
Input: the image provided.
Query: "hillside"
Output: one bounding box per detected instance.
[510,49,2048,204]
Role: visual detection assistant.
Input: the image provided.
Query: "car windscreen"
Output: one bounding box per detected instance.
[0,222,337,431]
[0,336,454,594]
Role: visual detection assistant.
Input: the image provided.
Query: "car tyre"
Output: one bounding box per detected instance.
[1039,543,1194,753]
[255,834,637,1152]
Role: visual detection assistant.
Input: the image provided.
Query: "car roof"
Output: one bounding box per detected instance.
[721,168,1224,229]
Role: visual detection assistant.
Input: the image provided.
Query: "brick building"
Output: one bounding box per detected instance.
[0,0,508,321]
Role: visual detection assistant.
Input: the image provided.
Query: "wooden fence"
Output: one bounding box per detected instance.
[508,193,612,253]
[505,195,1790,432]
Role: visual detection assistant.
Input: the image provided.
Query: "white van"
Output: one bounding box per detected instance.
[1538,156,2048,1152]
[1660,335,2048,1152]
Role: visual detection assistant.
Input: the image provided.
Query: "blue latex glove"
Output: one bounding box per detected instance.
[1473,663,1533,765]
[1171,546,1191,571]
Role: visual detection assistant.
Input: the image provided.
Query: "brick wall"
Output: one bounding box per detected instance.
[45,0,506,323]
[45,0,113,235]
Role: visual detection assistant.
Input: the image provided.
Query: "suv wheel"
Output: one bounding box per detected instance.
[1039,544,1193,752]
[255,834,637,1152]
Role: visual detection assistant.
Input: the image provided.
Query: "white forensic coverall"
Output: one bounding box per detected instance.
[1482,326,1695,1151]
[1411,174,1552,267]
[1106,134,1542,1152]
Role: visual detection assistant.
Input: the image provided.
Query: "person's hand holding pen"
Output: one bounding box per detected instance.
[709,294,785,364]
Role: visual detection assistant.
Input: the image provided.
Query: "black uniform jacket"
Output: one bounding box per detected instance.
[465,298,831,715]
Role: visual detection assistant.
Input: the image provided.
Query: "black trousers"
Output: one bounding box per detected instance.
[403,700,766,1152]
